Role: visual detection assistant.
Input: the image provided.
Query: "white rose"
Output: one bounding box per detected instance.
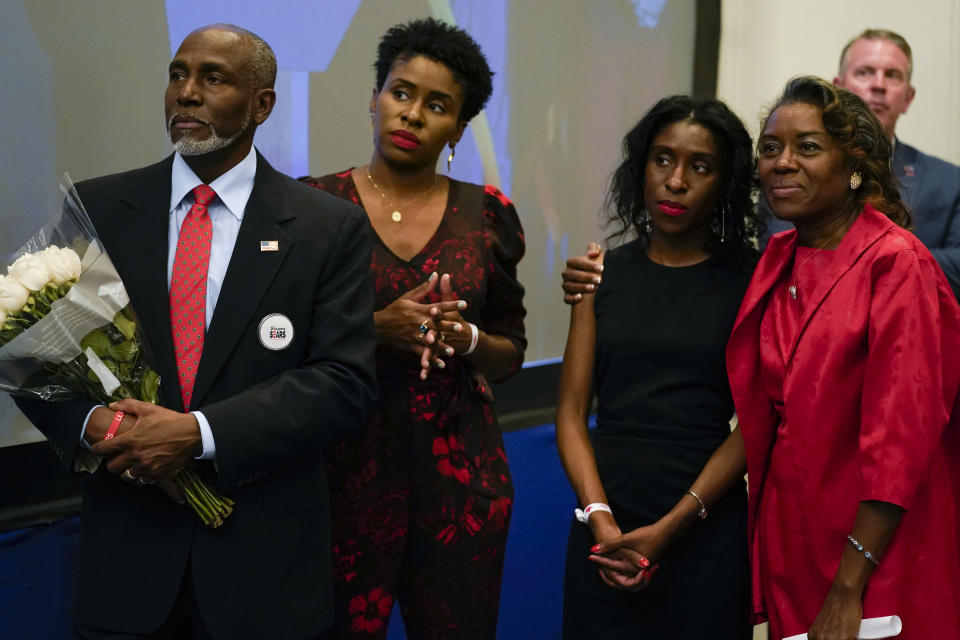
[60,246,82,280]
[8,252,52,291]
[0,275,30,314]
[39,246,81,285]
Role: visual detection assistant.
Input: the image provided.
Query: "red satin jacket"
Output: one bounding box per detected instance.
[727,204,960,639]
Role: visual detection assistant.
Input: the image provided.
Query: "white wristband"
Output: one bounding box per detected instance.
[575,502,612,524]
[463,322,479,355]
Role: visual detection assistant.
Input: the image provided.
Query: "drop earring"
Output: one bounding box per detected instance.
[447,146,455,172]
[639,209,652,235]
[849,171,863,190]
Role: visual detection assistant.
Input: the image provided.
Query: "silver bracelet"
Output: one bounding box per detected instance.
[686,490,707,520]
[847,534,880,566]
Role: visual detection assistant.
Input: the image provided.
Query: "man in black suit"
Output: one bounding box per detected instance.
[765,29,960,295]
[16,24,377,639]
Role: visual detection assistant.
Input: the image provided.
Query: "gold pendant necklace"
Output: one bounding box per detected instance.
[365,170,438,223]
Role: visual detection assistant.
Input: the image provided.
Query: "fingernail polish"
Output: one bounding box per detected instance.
[453,323,462,332]
[639,557,650,568]
[590,544,601,553]
[586,284,595,291]
[592,276,601,284]
[436,360,445,369]
[445,347,454,356]
[457,301,467,310]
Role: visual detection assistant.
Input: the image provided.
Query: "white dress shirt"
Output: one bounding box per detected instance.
[82,147,258,462]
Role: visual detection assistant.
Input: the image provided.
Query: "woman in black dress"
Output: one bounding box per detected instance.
[555,96,761,638]
[299,18,525,640]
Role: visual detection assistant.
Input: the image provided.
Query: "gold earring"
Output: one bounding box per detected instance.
[447,147,455,172]
[849,172,863,189]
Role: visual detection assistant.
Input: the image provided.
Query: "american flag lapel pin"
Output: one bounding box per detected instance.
[260,240,279,252]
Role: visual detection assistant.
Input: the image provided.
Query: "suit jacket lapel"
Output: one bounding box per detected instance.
[112,158,182,410]
[190,154,295,407]
[893,139,919,210]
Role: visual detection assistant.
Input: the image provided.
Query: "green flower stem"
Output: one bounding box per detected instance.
[178,480,217,526]
[173,468,230,527]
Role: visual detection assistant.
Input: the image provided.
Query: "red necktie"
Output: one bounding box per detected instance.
[170,184,215,410]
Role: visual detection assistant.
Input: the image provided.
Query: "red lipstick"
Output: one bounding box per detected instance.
[390,130,421,150]
[657,201,687,217]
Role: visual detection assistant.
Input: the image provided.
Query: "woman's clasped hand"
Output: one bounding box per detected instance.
[373,271,468,378]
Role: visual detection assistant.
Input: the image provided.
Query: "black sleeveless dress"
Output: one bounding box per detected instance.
[562,239,753,639]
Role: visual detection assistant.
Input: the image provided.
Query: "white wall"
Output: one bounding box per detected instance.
[718,0,960,165]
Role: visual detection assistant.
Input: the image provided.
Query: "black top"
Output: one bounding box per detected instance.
[594,239,755,433]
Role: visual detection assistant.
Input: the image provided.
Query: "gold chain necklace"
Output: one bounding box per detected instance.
[789,227,848,300]
[365,170,438,223]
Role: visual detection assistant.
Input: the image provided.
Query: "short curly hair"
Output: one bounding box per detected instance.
[606,95,762,256]
[374,17,493,123]
[762,76,911,228]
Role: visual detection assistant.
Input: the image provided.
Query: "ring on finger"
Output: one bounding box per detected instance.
[121,468,137,482]
[418,320,430,335]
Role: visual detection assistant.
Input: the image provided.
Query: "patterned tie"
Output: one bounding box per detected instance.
[170,184,215,410]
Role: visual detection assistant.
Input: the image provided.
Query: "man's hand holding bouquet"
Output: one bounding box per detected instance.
[0,176,233,526]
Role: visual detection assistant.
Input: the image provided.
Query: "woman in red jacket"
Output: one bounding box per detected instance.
[726,76,960,640]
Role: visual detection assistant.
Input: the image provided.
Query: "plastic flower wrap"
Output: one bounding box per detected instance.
[0,175,233,527]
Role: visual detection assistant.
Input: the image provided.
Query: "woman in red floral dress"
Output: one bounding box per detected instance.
[300,18,525,640]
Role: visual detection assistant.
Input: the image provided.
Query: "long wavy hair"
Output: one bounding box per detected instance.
[761,76,911,228]
[605,95,762,255]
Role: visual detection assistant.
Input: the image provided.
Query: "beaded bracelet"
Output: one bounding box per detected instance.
[847,534,880,566]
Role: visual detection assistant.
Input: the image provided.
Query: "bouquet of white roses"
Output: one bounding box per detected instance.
[0,175,233,527]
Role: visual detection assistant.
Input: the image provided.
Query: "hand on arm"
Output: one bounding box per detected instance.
[561,242,604,304]
[807,500,903,640]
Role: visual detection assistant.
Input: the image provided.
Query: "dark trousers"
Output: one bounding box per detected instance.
[73,561,335,640]
[74,561,213,640]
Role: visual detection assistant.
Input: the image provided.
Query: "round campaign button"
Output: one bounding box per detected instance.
[258,314,294,351]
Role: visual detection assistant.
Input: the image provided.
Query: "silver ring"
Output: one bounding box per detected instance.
[418,320,430,335]
[121,468,137,482]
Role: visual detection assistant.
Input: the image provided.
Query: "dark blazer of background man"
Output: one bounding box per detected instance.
[15,25,377,640]
[765,29,960,297]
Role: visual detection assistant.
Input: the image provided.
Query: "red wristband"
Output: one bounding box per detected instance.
[103,411,124,440]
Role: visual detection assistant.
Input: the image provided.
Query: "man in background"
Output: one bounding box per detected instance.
[562,29,960,301]
[767,28,960,295]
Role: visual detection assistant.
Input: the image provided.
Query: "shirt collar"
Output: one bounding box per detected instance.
[169,146,258,221]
